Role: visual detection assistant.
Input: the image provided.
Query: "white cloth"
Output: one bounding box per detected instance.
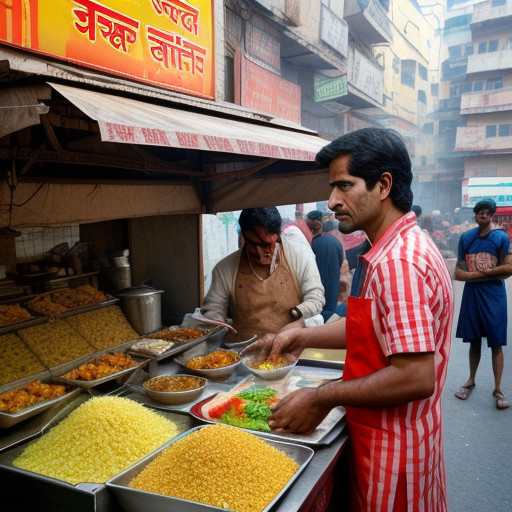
[201,231,325,324]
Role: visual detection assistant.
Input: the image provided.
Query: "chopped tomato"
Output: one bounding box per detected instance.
[208,397,246,419]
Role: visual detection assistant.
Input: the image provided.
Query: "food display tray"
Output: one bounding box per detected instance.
[0,408,195,512]
[187,364,346,446]
[106,425,314,512]
[51,346,151,389]
[0,384,83,429]
[129,325,227,362]
[0,297,119,335]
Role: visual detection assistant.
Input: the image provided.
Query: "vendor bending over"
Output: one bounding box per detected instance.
[201,207,325,340]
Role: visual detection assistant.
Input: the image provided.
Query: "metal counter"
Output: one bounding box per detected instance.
[0,350,348,512]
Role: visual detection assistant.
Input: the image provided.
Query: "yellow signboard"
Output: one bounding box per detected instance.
[0,0,214,99]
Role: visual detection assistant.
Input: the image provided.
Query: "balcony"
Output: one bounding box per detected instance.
[471,0,512,31]
[344,0,392,44]
[467,50,512,75]
[441,56,468,81]
[460,86,512,114]
[454,126,512,153]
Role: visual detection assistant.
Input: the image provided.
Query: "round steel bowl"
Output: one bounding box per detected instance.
[240,353,297,381]
[142,374,207,405]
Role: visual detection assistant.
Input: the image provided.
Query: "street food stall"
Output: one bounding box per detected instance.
[0,3,348,509]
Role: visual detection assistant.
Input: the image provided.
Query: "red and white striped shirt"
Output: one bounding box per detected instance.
[356,211,454,511]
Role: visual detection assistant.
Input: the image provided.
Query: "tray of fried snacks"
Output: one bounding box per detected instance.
[0,303,48,335]
[52,351,150,389]
[0,378,82,429]
[26,285,117,317]
[106,424,314,512]
[144,325,227,360]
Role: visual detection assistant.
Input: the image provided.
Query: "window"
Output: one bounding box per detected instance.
[418,64,428,81]
[498,124,511,136]
[473,81,484,92]
[448,45,461,58]
[491,0,506,6]
[431,84,439,96]
[489,40,499,52]
[462,82,472,93]
[486,77,503,90]
[401,60,416,88]
[463,44,474,56]
[418,90,427,104]
[478,42,487,54]
[450,83,462,97]
[486,125,496,138]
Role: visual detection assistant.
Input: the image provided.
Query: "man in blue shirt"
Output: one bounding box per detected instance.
[306,210,344,322]
[454,198,512,409]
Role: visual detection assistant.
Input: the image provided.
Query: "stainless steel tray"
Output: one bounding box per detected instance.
[52,353,150,389]
[51,297,120,319]
[106,425,314,512]
[188,365,346,446]
[132,325,227,362]
[0,385,83,429]
[0,315,48,335]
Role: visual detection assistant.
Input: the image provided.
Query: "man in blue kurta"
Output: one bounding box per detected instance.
[306,210,344,322]
[454,198,512,409]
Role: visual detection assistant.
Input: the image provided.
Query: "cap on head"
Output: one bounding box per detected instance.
[306,210,323,221]
[473,198,496,215]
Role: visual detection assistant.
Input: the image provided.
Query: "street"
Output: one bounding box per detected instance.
[444,280,512,512]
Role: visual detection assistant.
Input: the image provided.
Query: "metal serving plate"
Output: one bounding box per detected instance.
[132,325,227,362]
[0,315,48,335]
[52,352,151,389]
[106,425,314,512]
[0,385,83,429]
[188,364,346,446]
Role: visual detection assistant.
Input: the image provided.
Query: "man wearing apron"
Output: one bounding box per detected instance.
[257,128,454,511]
[201,207,325,339]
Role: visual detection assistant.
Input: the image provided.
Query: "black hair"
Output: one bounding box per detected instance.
[315,128,413,212]
[238,207,282,235]
[411,204,422,218]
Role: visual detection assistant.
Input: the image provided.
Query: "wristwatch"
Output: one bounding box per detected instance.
[289,307,303,320]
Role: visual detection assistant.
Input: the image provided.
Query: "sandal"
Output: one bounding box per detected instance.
[455,384,475,400]
[493,391,510,410]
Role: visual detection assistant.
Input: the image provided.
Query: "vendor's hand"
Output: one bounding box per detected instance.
[268,328,304,361]
[268,388,331,435]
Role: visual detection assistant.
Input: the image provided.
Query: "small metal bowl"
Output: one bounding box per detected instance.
[142,374,207,405]
[240,353,298,381]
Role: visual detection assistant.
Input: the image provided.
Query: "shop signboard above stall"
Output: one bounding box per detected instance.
[0,0,215,99]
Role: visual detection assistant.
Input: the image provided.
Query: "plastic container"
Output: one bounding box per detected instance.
[115,285,163,335]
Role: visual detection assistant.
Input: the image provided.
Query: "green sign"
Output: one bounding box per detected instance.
[314,74,348,102]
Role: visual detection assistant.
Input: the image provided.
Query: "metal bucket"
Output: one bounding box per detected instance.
[115,285,164,335]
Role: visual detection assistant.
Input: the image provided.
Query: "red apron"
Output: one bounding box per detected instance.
[343,295,408,512]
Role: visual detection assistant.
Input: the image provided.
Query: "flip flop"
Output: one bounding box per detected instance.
[455,384,475,400]
[493,391,510,410]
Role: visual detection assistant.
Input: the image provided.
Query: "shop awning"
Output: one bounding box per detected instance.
[49,83,329,162]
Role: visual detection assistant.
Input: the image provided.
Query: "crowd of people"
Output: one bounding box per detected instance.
[200,127,511,512]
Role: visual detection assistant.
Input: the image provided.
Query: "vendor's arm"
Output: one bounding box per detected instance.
[250,319,346,361]
[268,351,434,434]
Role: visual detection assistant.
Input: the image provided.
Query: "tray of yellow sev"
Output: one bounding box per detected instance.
[106,424,314,512]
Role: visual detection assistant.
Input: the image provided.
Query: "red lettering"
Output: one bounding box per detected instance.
[176,132,199,148]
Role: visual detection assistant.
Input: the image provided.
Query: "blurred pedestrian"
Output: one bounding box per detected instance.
[454,198,512,409]
[306,210,344,322]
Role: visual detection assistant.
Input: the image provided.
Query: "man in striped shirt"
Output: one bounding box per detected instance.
[256,128,454,511]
